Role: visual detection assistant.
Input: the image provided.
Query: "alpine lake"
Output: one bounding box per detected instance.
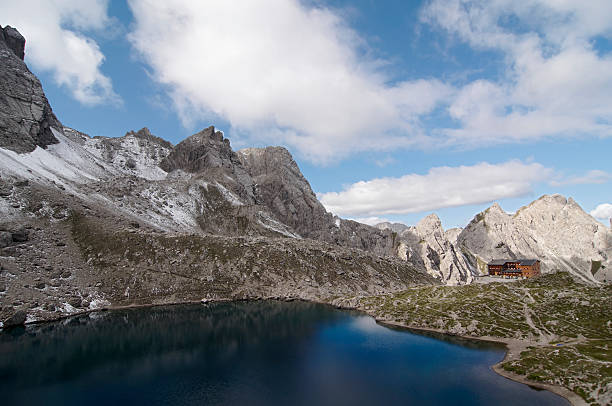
[0,301,568,405]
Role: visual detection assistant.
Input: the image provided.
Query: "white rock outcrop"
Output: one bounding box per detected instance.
[457,195,611,284]
[379,214,476,285]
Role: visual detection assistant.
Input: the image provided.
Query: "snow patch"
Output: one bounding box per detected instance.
[257,211,301,238]
[25,313,38,324]
[61,302,77,313]
[215,182,243,206]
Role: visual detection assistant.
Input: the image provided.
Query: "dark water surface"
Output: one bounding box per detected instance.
[0,301,567,405]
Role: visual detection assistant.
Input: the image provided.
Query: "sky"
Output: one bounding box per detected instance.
[2,0,611,229]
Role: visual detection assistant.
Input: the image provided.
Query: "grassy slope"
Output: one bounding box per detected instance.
[346,273,611,405]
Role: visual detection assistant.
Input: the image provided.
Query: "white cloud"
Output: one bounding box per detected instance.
[1,0,120,105]
[319,160,552,217]
[126,1,612,162]
[590,204,612,221]
[422,0,612,145]
[127,0,452,163]
[551,170,612,186]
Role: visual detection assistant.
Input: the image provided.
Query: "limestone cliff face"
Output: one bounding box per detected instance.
[376,195,611,285]
[237,146,398,257]
[237,146,328,237]
[457,195,611,283]
[161,126,257,204]
[378,215,475,285]
[0,26,61,153]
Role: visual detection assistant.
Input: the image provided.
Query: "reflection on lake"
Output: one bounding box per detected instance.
[0,301,567,405]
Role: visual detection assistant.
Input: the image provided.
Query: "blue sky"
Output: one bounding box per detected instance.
[2,0,611,229]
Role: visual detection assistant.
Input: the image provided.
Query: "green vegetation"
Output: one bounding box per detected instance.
[348,273,612,404]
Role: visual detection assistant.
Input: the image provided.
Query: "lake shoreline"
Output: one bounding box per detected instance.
[373,319,586,406]
[4,297,583,405]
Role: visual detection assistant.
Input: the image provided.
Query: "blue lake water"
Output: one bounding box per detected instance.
[0,301,567,405]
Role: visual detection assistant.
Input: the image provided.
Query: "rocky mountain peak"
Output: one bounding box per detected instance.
[0,26,61,153]
[488,202,505,215]
[159,126,235,173]
[1,25,25,60]
[416,213,443,233]
[238,146,307,188]
[188,126,226,144]
[125,127,173,149]
[458,193,611,283]
[393,213,475,285]
[237,145,327,236]
[445,228,462,245]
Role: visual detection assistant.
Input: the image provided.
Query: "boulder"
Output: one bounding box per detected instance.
[0,231,12,248]
[3,309,27,327]
[11,228,28,242]
[68,297,82,308]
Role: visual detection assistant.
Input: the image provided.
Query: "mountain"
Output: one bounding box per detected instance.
[238,146,399,256]
[0,26,434,326]
[1,26,609,327]
[377,195,611,285]
[377,215,476,285]
[0,25,61,153]
[457,195,611,283]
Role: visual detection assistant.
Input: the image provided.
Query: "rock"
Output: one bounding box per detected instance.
[0,231,11,248]
[238,146,397,256]
[3,310,27,327]
[68,297,81,308]
[457,194,611,284]
[125,158,137,169]
[11,228,28,242]
[1,246,16,256]
[14,179,29,187]
[161,126,234,172]
[35,282,46,289]
[1,26,25,60]
[81,300,90,308]
[130,221,140,229]
[60,271,71,279]
[160,126,257,203]
[0,283,6,292]
[0,25,61,153]
[0,184,12,197]
[385,214,475,285]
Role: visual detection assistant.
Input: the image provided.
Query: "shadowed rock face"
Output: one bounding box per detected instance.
[1,26,25,60]
[238,146,398,257]
[160,126,256,203]
[0,25,61,153]
[160,126,234,173]
[238,146,329,237]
